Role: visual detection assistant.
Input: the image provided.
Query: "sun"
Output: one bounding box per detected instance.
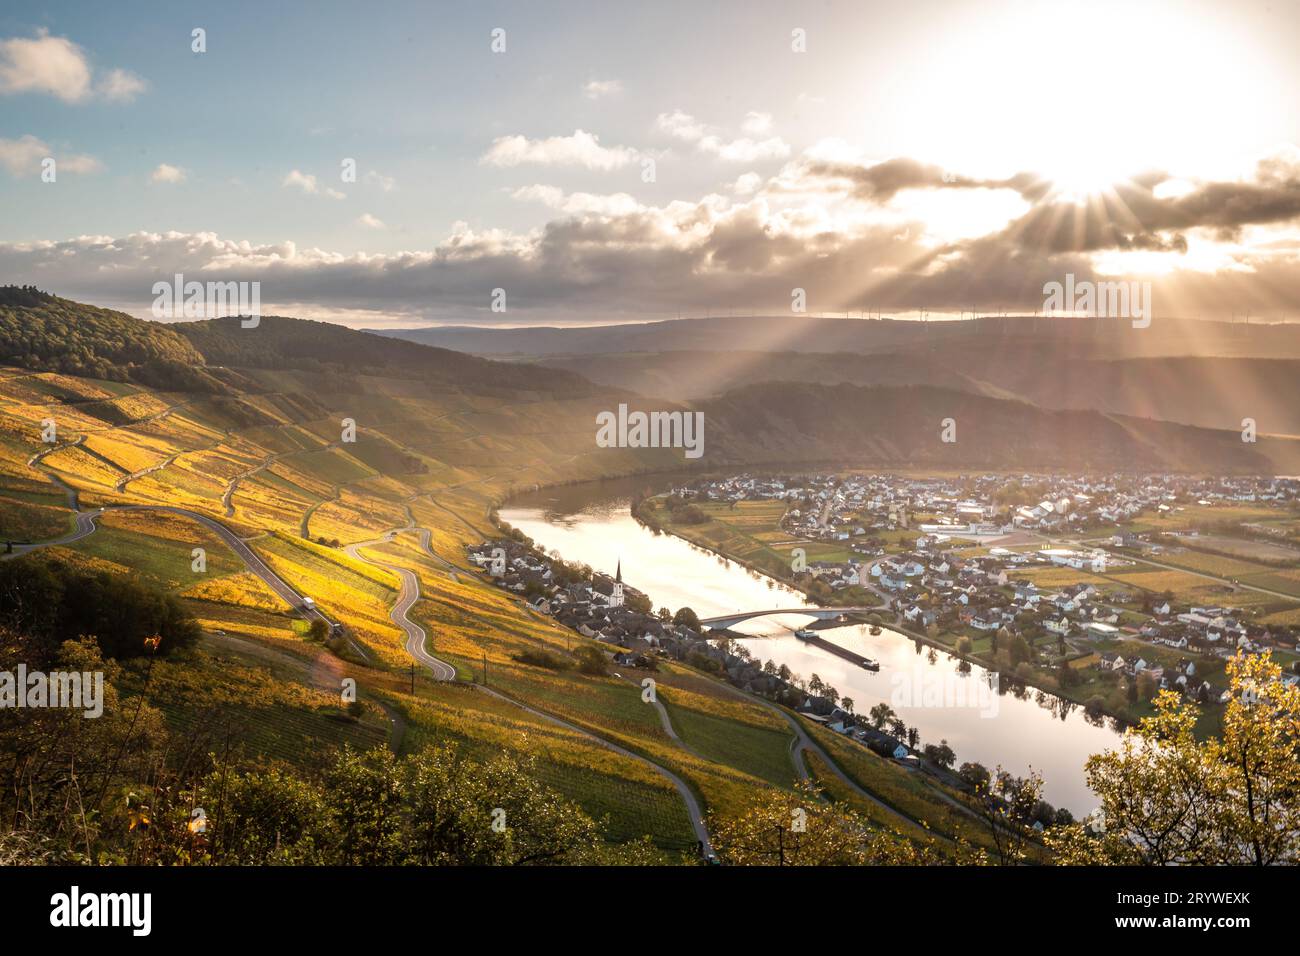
[881,0,1274,193]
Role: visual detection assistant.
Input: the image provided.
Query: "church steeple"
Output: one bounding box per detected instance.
[615,558,622,583]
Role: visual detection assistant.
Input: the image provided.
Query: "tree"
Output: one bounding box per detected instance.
[1009,634,1032,667]
[672,607,701,630]
[868,702,895,730]
[840,697,854,715]
[709,781,960,865]
[972,766,1045,865]
[923,740,956,769]
[958,761,991,791]
[308,619,330,642]
[0,558,200,659]
[1048,652,1300,865]
[1135,671,1156,701]
[400,745,606,865]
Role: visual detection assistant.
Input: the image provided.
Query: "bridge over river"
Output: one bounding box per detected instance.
[699,606,878,630]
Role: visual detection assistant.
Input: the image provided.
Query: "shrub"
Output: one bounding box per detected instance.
[512,648,570,671]
[572,645,607,676]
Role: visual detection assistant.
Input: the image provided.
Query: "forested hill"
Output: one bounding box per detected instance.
[0,286,219,391]
[174,315,598,396]
[0,290,598,398]
[696,382,1300,474]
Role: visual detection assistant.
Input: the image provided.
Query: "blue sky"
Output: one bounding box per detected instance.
[2,0,867,248]
[3,0,1300,326]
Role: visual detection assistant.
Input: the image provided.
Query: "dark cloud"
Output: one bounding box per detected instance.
[5,152,1300,325]
[999,155,1300,253]
[807,157,1051,203]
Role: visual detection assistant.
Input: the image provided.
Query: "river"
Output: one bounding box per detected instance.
[501,475,1124,814]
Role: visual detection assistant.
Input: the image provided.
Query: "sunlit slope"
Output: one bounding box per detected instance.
[0,297,841,853]
[0,293,1170,854]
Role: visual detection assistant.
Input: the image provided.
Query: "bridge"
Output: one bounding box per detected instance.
[699,606,879,630]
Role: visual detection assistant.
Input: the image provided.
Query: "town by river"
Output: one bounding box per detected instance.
[501,475,1126,815]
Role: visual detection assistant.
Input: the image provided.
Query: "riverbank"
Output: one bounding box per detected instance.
[500,485,1130,813]
[636,495,1154,734]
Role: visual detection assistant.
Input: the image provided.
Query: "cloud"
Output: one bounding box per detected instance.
[150,163,186,184]
[511,184,645,217]
[698,135,790,163]
[0,134,101,177]
[283,169,345,199]
[364,170,396,192]
[96,67,147,103]
[655,110,790,162]
[9,151,1300,326]
[357,213,386,229]
[741,111,772,135]
[480,129,636,170]
[0,31,144,103]
[656,110,707,142]
[583,78,622,100]
[808,156,1048,203]
[988,155,1300,255]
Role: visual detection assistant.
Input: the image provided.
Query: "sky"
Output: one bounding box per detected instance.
[2,0,1299,327]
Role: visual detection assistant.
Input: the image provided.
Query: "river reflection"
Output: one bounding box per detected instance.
[501,476,1123,814]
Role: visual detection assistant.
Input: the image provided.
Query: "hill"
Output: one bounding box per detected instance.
[375,313,1300,360]
[0,286,220,392]
[3,289,1297,867]
[695,382,1300,473]
[534,349,1300,435]
[177,315,598,397]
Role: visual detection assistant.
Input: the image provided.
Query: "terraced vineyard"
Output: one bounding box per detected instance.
[1,299,1001,860]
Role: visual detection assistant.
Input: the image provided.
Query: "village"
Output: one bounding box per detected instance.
[660,472,1300,711]
[469,531,1072,823]
[477,472,1300,825]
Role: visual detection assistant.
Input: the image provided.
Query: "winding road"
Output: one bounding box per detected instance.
[344,530,457,681]
[344,523,713,854]
[19,435,713,854]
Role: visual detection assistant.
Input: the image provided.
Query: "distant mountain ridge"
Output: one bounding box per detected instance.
[533,349,1300,435]
[374,314,1300,360]
[696,382,1300,474]
[4,289,1298,473]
